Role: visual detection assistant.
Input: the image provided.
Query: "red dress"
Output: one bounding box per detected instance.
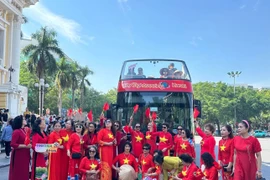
[203,165,220,180]
[233,136,262,180]
[31,132,48,180]
[79,157,101,180]
[48,131,63,180]
[175,138,196,158]
[67,133,84,177]
[177,162,203,180]
[83,132,98,155]
[218,137,234,180]
[173,135,182,155]
[196,127,216,165]
[130,128,144,158]
[9,129,31,180]
[151,131,173,156]
[97,128,115,180]
[59,129,73,180]
[138,153,154,178]
[113,153,138,172]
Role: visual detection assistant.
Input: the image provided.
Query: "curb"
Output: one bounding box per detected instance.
[0,164,9,168]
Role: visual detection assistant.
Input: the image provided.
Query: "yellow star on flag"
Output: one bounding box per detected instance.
[135,135,143,142]
[159,136,168,143]
[90,163,97,170]
[220,145,226,151]
[57,138,62,145]
[63,134,69,142]
[108,133,114,139]
[182,170,187,176]
[146,134,151,140]
[123,158,130,164]
[181,143,187,150]
[142,159,147,165]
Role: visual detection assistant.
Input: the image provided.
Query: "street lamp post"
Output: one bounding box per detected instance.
[8,66,15,82]
[227,71,241,129]
[35,79,49,116]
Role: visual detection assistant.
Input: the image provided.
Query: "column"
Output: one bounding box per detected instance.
[11,15,21,85]
[5,13,13,84]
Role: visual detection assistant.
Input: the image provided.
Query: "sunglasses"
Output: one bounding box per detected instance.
[89,150,96,153]
[105,120,111,123]
[162,126,167,129]
[135,126,140,128]
[143,148,149,150]
[114,124,119,127]
[76,125,82,128]
[178,128,183,131]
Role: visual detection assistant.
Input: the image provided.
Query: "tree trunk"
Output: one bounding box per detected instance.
[58,86,62,116]
[216,119,221,136]
[72,88,75,109]
[80,88,84,110]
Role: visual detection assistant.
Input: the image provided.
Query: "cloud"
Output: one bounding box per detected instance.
[240,5,246,10]
[189,36,203,47]
[24,2,91,45]
[253,0,260,11]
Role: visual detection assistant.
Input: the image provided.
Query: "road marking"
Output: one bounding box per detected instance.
[262,163,270,167]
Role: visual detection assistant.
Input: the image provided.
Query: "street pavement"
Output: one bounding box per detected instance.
[0,136,269,180]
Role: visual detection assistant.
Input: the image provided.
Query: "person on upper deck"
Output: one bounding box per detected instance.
[173,70,183,79]
[160,68,169,78]
[137,67,146,78]
[168,63,177,77]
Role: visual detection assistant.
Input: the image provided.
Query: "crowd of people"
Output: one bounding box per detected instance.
[125,63,186,79]
[3,108,263,180]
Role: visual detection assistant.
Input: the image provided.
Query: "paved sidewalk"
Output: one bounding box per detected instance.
[0,153,10,168]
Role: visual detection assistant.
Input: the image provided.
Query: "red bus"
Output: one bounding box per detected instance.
[113,59,194,133]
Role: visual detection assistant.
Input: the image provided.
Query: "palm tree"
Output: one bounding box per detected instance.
[55,58,71,116]
[70,61,80,109]
[22,26,64,115]
[21,15,28,39]
[78,66,93,110]
[22,26,64,80]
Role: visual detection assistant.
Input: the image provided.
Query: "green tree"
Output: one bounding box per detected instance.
[78,66,93,110]
[105,88,117,104]
[22,26,64,80]
[55,58,71,116]
[69,61,80,109]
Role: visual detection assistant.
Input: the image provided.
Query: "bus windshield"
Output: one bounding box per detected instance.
[121,60,191,80]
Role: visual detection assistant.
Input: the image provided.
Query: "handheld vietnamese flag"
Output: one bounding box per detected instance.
[78,108,82,115]
[130,104,139,118]
[67,108,73,117]
[151,112,157,121]
[145,108,150,118]
[103,102,110,112]
[193,107,200,119]
[123,125,131,134]
[88,110,93,122]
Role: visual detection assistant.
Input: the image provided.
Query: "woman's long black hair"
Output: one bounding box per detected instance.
[201,152,214,169]
[31,118,47,138]
[87,122,97,135]
[12,115,23,130]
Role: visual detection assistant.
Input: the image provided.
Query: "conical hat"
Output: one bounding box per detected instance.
[119,165,136,180]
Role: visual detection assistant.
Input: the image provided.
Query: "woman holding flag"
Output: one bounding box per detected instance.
[98,102,117,180]
[128,104,145,159]
[145,108,157,155]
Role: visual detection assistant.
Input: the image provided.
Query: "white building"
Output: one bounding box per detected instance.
[0,0,38,117]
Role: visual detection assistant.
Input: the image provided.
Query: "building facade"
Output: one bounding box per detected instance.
[0,0,38,117]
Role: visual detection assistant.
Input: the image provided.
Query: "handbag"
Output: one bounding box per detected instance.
[71,153,82,159]
[222,165,233,172]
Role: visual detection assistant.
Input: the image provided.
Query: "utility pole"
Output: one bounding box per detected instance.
[227,71,241,130]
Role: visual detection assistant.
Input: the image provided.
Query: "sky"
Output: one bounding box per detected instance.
[21,0,270,93]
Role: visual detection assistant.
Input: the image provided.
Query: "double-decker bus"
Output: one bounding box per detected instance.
[113,59,194,133]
